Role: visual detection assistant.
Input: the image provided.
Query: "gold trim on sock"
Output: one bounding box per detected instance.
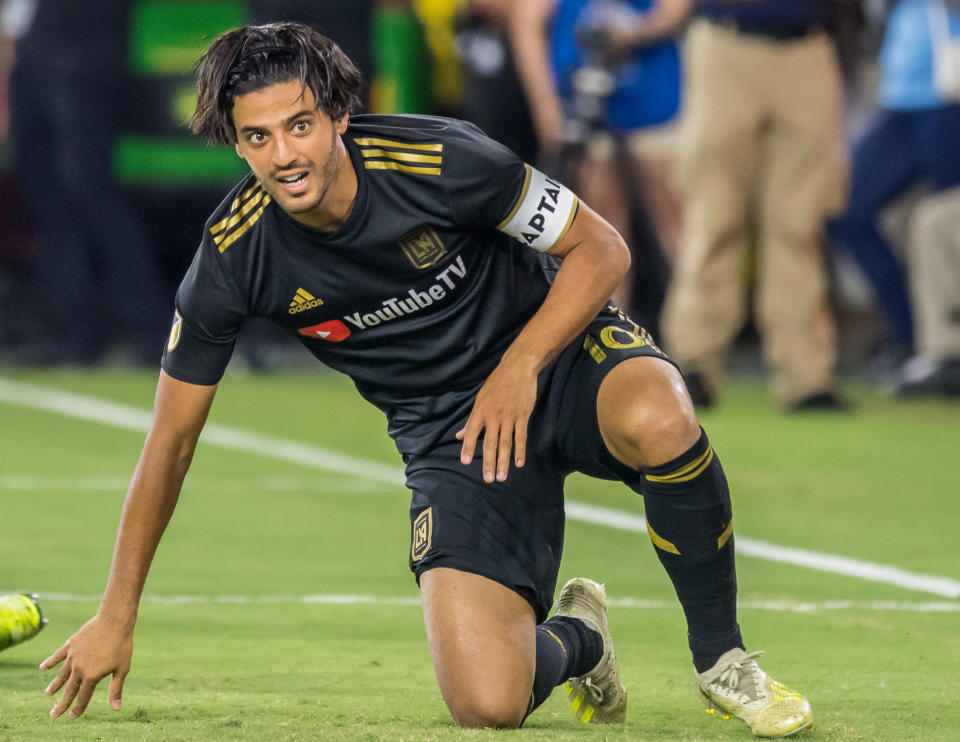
[647,521,681,555]
[645,446,714,483]
[541,628,568,656]
[717,517,734,550]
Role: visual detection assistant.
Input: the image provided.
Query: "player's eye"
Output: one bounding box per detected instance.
[247,131,266,145]
[293,120,310,134]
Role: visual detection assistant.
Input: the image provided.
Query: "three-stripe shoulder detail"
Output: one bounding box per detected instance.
[354,137,443,176]
[209,182,272,252]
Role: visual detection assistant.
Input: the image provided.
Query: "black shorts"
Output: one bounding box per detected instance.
[405,308,675,622]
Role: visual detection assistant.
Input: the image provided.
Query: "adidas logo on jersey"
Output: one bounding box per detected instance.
[289,288,324,314]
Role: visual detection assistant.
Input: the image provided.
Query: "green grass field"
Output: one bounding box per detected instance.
[1,367,958,742]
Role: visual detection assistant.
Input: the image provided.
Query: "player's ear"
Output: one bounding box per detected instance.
[235,142,242,157]
[335,113,349,135]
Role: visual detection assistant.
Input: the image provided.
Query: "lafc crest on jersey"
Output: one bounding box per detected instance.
[397,225,446,269]
[411,507,433,562]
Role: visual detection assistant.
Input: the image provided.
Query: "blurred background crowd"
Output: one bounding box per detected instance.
[0,0,958,407]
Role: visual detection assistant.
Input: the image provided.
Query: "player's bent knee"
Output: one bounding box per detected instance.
[435,645,532,729]
[420,569,536,730]
[612,397,698,468]
[446,690,528,729]
[598,357,700,469]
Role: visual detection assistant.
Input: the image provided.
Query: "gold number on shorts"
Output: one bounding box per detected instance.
[599,325,647,350]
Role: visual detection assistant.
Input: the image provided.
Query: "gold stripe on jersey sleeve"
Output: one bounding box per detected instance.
[217,195,272,253]
[210,185,264,237]
[233,181,261,210]
[209,183,262,236]
[213,190,267,245]
[359,148,442,164]
[497,164,533,230]
[353,137,443,152]
[363,161,442,176]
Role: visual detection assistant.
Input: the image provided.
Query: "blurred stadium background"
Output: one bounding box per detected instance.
[0,0,922,371]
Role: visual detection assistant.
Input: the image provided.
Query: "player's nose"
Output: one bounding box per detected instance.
[272,132,297,168]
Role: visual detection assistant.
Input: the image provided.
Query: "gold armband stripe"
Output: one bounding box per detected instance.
[550,196,580,250]
[497,164,533,230]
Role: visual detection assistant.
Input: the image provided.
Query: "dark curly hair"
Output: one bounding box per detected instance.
[191,22,362,145]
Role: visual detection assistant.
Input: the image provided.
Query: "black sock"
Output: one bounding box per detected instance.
[636,428,744,673]
[527,615,603,716]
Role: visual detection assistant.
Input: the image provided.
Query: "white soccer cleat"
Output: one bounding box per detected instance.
[556,577,627,723]
[696,648,812,738]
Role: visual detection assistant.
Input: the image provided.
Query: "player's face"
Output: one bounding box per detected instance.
[232,79,353,230]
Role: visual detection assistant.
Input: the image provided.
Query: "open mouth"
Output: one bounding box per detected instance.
[276,171,309,193]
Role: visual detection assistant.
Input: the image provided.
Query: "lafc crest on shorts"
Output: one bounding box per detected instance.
[411,507,434,562]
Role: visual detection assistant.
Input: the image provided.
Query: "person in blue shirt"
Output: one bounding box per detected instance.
[830,0,960,374]
[508,0,688,316]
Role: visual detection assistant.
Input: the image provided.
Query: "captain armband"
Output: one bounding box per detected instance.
[497,165,579,253]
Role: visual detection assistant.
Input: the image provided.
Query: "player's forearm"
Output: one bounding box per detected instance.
[500,227,630,375]
[513,40,561,138]
[509,23,554,112]
[96,373,217,627]
[97,431,198,629]
[506,0,563,142]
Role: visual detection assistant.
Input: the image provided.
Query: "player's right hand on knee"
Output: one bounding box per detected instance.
[457,358,537,483]
[40,614,134,719]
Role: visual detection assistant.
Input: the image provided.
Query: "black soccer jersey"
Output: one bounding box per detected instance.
[161,115,579,454]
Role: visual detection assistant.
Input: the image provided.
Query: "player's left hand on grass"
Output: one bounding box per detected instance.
[456,359,538,483]
[39,613,133,719]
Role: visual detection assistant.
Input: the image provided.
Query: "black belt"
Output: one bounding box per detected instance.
[705,16,820,41]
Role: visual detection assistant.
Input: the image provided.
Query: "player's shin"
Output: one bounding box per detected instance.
[635,429,743,673]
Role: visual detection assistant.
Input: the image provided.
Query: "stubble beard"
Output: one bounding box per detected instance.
[275,124,340,217]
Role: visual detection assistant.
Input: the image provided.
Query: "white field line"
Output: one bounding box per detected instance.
[0,377,402,485]
[563,502,960,599]
[3,591,959,613]
[2,376,959,600]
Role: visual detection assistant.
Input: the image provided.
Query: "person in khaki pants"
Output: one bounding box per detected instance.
[896,186,960,396]
[662,1,849,410]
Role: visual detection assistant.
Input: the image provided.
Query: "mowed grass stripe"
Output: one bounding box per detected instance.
[0,473,389,493]
[0,376,401,484]
[7,591,958,613]
[2,375,959,598]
